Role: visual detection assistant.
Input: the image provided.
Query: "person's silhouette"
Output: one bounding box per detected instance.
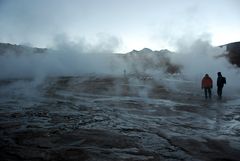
[217,72,226,100]
[201,74,213,99]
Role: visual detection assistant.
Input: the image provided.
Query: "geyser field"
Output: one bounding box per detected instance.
[0,41,240,161]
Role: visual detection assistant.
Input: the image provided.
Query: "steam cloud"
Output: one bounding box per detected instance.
[169,38,240,96]
[0,36,240,98]
[0,35,123,79]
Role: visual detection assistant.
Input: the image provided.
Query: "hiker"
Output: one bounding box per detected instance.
[201,74,213,99]
[217,72,226,99]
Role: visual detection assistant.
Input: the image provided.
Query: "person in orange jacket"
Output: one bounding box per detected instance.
[201,74,213,99]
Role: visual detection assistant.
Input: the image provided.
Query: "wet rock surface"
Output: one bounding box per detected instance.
[0,76,240,161]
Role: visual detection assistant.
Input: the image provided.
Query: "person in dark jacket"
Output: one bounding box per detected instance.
[201,74,213,99]
[217,72,226,99]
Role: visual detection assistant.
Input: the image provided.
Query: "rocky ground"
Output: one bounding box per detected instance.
[0,76,240,161]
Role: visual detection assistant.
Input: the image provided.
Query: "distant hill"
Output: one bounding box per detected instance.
[123,48,180,74]
[0,43,47,55]
[224,42,240,67]
[127,42,240,68]
[127,48,172,55]
[0,41,239,69]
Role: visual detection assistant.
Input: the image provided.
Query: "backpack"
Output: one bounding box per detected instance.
[222,77,226,84]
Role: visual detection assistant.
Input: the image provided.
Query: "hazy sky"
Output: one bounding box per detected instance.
[0,0,239,52]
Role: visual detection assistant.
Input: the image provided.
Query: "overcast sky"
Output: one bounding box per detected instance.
[0,0,239,52]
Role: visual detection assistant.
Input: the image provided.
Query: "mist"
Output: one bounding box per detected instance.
[0,35,124,80]
[1,1,240,160]
[168,38,240,96]
[1,35,240,99]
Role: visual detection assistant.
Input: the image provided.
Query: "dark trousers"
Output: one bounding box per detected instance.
[217,86,223,99]
[204,88,211,99]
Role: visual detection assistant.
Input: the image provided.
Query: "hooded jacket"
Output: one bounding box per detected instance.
[217,72,226,87]
[202,74,213,88]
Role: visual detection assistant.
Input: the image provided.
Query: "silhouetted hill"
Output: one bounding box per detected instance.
[225,42,240,67]
[0,43,47,55]
[127,48,171,55]
[1,41,239,70]
[124,48,180,74]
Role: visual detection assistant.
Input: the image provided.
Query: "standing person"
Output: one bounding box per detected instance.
[201,74,213,99]
[217,72,226,99]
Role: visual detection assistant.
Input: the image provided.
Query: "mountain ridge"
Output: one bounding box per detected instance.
[0,41,239,67]
[0,43,47,55]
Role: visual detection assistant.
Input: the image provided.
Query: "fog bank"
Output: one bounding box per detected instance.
[1,38,240,97]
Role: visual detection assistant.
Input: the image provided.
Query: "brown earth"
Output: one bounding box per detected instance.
[0,76,240,161]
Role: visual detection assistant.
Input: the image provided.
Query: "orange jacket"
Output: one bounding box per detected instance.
[202,76,213,88]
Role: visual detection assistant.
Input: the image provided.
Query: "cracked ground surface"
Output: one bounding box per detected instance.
[0,76,240,161]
